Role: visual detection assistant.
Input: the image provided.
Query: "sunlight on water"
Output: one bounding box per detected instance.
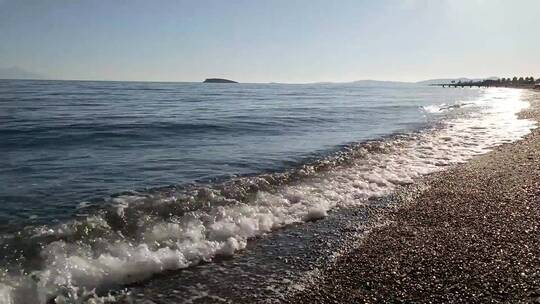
[0,87,536,303]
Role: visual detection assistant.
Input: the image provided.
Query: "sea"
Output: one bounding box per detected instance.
[0,80,536,303]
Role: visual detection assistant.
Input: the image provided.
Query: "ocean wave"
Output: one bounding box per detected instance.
[421,101,474,113]
[0,89,536,304]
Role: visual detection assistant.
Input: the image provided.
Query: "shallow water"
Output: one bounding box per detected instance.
[0,80,535,303]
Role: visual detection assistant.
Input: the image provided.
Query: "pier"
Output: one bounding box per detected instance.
[433,77,539,89]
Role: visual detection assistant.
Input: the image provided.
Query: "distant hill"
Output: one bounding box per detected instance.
[350,80,414,86]
[417,77,499,85]
[309,80,414,86]
[0,67,46,80]
[203,78,238,83]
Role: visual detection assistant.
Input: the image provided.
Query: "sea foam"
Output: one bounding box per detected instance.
[0,88,536,304]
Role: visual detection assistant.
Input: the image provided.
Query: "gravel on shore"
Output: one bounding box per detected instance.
[286,90,540,303]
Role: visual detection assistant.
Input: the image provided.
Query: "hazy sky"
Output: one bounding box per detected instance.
[1,0,539,83]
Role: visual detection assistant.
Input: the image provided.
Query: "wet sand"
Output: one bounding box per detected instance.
[286,89,540,303]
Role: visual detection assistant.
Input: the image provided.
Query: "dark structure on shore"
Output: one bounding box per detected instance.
[434,76,539,89]
[203,78,238,83]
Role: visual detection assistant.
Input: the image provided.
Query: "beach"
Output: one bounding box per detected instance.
[1,1,539,303]
[1,83,538,303]
[286,89,540,303]
[126,88,540,304]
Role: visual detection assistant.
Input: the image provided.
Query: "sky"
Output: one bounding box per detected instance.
[0,0,539,83]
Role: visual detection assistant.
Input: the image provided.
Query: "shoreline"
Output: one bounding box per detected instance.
[123,88,540,303]
[286,89,540,303]
[432,82,540,90]
[1,87,536,303]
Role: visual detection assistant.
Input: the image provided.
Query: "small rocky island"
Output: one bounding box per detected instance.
[203,78,238,83]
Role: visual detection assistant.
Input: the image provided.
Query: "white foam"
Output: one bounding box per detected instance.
[422,103,447,113]
[0,88,536,304]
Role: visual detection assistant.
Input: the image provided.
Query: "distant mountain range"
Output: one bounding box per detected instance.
[350,80,413,86]
[0,67,46,80]
[0,70,501,85]
[310,80,414,86]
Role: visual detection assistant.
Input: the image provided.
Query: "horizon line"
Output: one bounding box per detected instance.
[0,76,511,85]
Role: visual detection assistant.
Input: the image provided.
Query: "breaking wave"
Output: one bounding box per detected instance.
[0,89,536,304]
[421,101,473,113]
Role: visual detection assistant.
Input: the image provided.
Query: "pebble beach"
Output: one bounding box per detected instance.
[286,89,540,303]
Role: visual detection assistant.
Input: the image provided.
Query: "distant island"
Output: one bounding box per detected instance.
[203,78,238,83]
